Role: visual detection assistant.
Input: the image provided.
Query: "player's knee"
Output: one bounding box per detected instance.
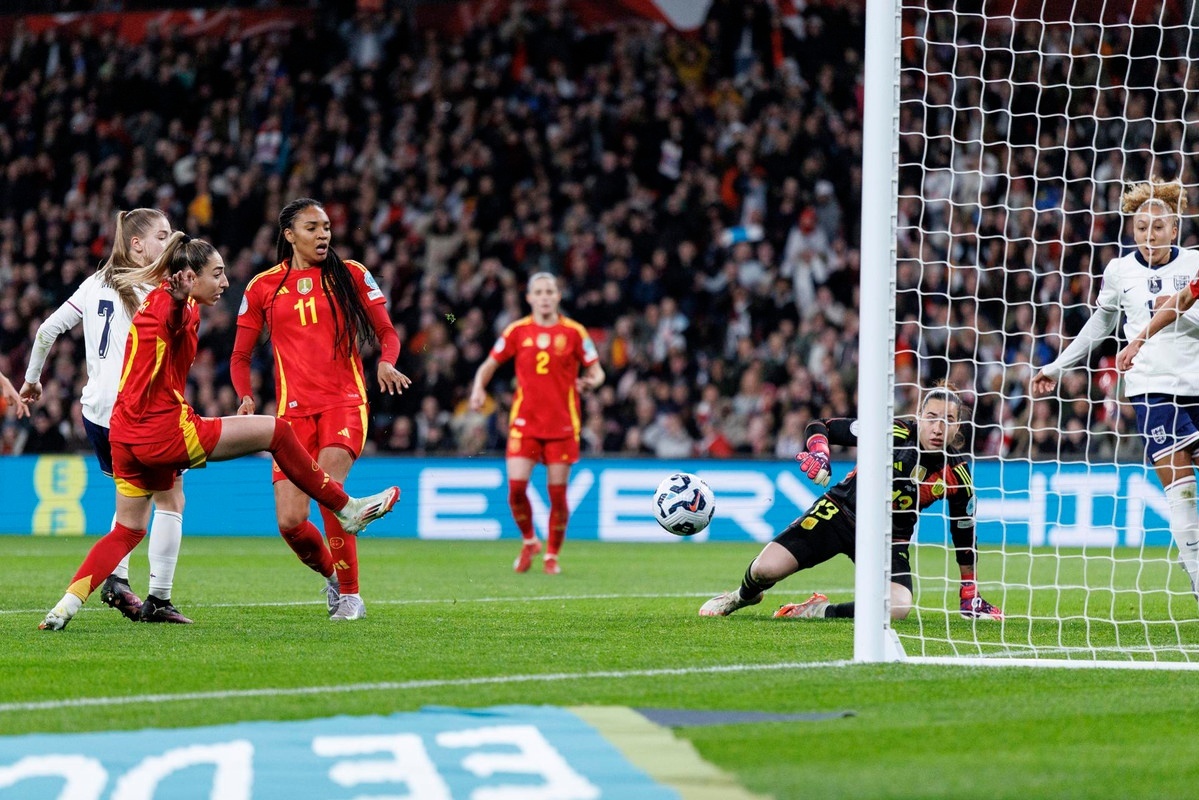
[155,492,185,515]
[750,556,786,584]
[890,583,913,620]
[277,509,309,532]
[270,416,289,447]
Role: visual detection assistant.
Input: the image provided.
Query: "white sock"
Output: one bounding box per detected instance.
[148,510,183,598]
[1164,478,1199,586]
[54,593,83,616]
[110,513,131,581]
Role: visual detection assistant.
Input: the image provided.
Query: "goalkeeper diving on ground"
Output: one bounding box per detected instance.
[699,382,1002,621]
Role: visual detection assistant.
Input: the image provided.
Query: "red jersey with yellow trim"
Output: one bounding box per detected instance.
[109,285,201,444]
[490,314,599,440]
[237,259,387,417]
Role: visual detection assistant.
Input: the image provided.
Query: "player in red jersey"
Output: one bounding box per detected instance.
[39,233,400,631]
[469,272,605,574]
[231,198,409,621]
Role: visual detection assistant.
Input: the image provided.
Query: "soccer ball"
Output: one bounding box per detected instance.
[654,472,716,536]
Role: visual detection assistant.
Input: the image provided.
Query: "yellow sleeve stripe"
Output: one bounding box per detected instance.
[502,316,532,338]
[244,263,286,292]
[954,464,973,486]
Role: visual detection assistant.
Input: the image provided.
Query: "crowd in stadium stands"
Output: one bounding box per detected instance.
[898,6,1194,464]
[0,0,873,461]
[3,1,1183,464]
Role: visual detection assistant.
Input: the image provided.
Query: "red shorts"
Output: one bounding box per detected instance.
[506,429,580,465]
[271,404,367,483]
[112,416,223,497]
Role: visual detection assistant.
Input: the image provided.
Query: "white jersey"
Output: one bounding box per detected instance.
[25,273,151,427]
[1045,247,1199,396]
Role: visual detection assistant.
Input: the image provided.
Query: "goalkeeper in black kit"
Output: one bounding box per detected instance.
[700,384,1003,621]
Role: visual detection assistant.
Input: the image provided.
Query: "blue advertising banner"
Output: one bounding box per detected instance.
[0,455,1175,547]
[0,706,678,800]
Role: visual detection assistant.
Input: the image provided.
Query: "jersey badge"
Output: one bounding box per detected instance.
[298,277,314,295]
[536,333,551,349]
[1176,275,1190,291]
[1147,275,1162,293]
[238,295,248,316]
[364,272,384,300]
[553,333,568,353]
[931,480,945,498]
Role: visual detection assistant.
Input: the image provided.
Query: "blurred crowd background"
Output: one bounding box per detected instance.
[0,0,1190,463]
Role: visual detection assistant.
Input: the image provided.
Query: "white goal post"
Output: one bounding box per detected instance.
[856,0,1199,669]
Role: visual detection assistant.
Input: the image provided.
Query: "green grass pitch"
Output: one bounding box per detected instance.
[4,536,1199,799]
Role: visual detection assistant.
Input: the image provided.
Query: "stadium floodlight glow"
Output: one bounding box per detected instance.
[857,0,1199,670]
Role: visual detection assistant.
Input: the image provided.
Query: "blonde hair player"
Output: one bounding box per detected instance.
[21,209,193,623]
[39,234,400,631]
[469,272,604,574]
[1035,178,1199,597]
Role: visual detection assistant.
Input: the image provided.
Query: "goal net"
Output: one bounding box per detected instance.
[869,0,1199,667]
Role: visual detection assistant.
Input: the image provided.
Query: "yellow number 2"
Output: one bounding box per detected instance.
[535,351,550,375]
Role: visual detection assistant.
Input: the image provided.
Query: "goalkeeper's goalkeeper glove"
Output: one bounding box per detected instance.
[959,575,1003,620]
[796,434,831,487]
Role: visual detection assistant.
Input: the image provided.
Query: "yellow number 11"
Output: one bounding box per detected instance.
[294,297,317,326]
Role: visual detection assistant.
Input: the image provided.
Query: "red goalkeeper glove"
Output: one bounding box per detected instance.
[796,434,831,487]
[959,575,1003,620]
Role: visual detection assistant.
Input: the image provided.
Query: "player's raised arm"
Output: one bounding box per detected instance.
[1117,279,1199,371]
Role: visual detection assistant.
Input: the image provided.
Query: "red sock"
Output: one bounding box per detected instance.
[280,520,334,577]
[547,483,568,557]
[269,418,349,511]
[509,479,535,542]
[67,523,146,601]
[320,506,359,594]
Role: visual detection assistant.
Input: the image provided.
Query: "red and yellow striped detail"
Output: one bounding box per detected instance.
[118,326,140,391]
[275,348,290,414]
[567,385,581,436]
[509,387,524,427]
[115,477,153,498]
[175,392,208,469]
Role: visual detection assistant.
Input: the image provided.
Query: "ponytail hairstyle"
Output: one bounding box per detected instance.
[156,231,218,279]
[920,379,969,450]
[100,208,170,318]
[272,197,376,358]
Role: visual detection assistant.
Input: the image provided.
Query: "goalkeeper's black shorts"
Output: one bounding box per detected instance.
[773,495,913,593]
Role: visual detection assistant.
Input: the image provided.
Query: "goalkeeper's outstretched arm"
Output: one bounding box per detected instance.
[1116,279,1199,371]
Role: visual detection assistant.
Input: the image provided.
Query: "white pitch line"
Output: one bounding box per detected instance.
[0,661,852,713]
[0,589,856,616]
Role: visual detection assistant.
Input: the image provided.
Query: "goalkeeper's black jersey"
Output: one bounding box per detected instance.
[805,417,977,565]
